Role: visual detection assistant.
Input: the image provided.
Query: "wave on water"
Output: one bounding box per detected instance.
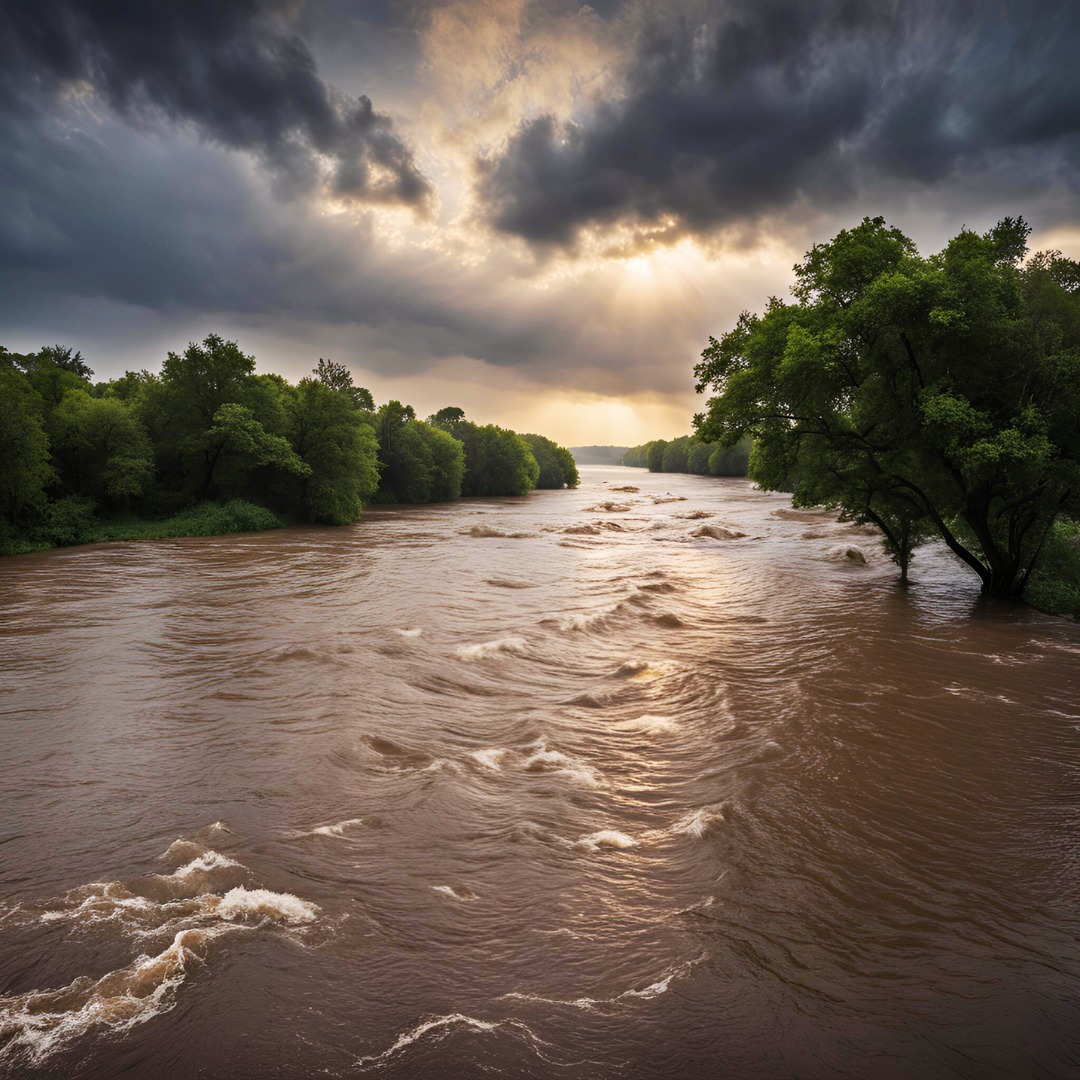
[825,544,869,564]
[574,830,638,852]
[669,803,729,838]
[502,956,702,1013]
[0,925,233,1065]
[520,740,602,788]
[359,734,438,771]
[690,524,747,541]
[483,578,534,589]
[469,747,509,770]
[614,714,678,735]
[393,627,423,638]
[431,884,478,902]
[455,636,528,661]
[585,502,632,513]
[356,1014,542,1069]
[310,818,365,837]
[463,526,533,539]
[0,834,318,1066]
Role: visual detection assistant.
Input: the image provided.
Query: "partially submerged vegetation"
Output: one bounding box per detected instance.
[695,215,1080,614]
[0,337,578,555]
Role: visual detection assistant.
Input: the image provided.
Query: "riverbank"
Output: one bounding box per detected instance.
[0,498,284,556]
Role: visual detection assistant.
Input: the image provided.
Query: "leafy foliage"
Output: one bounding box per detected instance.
[694,216,1080,596]
[0,338,574,553]
[622,435,750,476]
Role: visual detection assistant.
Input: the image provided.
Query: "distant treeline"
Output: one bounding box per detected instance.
[622,435,752,476]
[568,445,630,465]
[0,335,578,554]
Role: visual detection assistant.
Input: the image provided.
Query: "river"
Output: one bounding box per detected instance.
[1,466,1077,1079]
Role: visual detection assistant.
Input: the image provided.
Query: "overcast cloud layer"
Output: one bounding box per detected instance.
[2,0,1078,444]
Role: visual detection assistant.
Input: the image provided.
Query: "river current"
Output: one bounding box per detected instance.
[0,466,1077,1079]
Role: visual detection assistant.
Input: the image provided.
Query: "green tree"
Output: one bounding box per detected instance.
[285,378,378,523]
[140,334,299,499]
[428,406,467,434]
[423,423,465,502]
[0,365,53,529]
[645,439,667,472]
[313,358,374,411]
[661,436,692,473]
[458,422,540,496]
[522,433,580,488]
[51,390,154,506]
[695,215,1080,596]
[687,441,713,474]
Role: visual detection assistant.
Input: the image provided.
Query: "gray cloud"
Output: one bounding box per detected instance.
[476,0,1080,247]
[0,0,432,210]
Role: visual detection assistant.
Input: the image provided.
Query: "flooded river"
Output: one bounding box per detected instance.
[1,466,1078,1078]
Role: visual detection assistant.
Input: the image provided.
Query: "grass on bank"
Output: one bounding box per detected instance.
[0,497,284,556]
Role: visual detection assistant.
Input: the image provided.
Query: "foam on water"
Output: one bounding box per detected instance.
[670,804,728,839]
[470,747,508,770]
[0,925,234,1065]
[520,740,602,787]
[356,1014,502,1066]
[431,884,478,902]
[393,627,423,638]
[167,851,241,879]
[212,887,317,924]
[575,830,639,852]
[310,818,364,837]
[455,635,528,661]
[502,956,702,1012]
[615,714,678,735]
[463,525,533,539]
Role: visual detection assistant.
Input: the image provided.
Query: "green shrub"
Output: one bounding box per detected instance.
[33,496,99,547]
[1025,518,1080,617]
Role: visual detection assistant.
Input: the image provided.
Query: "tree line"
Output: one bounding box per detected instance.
[621,435,751,476]
[695,215,1080,611]
[0,335,578,554]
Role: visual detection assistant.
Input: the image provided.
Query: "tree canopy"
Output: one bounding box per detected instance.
[1,336,578,553]
[694,216,1080,596]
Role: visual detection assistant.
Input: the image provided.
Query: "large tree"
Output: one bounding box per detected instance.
[695,216,1080,597]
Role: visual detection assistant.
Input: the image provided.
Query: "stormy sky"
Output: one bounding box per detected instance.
[3,0,1079,444]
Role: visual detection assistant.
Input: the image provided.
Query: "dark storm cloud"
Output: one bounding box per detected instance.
[476,0,1080,246]
[0,0,432,210]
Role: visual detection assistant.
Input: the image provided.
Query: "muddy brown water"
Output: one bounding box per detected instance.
[1,466,1077,1079]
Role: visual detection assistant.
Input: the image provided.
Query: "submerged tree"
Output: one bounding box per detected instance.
[695,216,1080,597]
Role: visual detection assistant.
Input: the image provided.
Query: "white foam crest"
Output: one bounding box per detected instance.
[501,991,601,1011]
[454,635,528,661]
[502,957,702,1012]
[0,925,233,1065]
[393,627,423,638]
[160,839,204,861]
[167,851,241,879]
[211,887,317,924]
[521,741,602,787]
[40,890,157,926]
[470,747,508,770]
[357,1013,501,1066]
[622,956,704,1000]
[574,830,639,852]
[670,804,727,839]
[311,818,364,837]
[615,714,678,735]
[431,885,478,902]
